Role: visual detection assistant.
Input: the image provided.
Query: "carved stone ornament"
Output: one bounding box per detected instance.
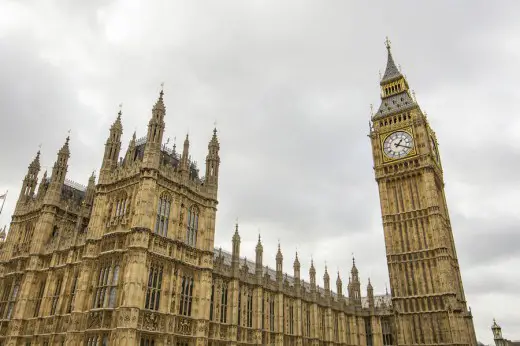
[177,317,192,335]
[143,311,159,331]
[87,311,102,329]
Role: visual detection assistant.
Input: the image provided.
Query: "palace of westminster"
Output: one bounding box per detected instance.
[0,41,479,346]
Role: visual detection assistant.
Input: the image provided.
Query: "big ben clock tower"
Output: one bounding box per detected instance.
[369,38,477,345]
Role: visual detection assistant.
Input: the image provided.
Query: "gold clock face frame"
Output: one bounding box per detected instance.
[381,129,416,162]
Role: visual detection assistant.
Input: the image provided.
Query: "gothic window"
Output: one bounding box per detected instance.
[269,297,275,332]
[345,316,351,344]
[289,303,294,334]
[179,275,194,316]
[86,336,98,346]
[109,266,120,307]
[365,317,373,346]
[67,273,78,313]
[382,317,394,346]
[246,290,253,328]
[34,279,46,317]
[186,206,199,247]
[306,306,311,337]
[209,282,214,321]
[155,194,171,236]
[0,279,12,318]
[334,312,339,342]
[50,277,62,315]
[115,194,128,218]
[140,336,155,346]
[145,265,163,311]
[237,287,242,326]
[5,282,19,319]
[94,264,120,309]
[220,281,228,323]
[261,294,265,330]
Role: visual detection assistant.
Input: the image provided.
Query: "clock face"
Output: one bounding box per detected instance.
[383,131,414,159]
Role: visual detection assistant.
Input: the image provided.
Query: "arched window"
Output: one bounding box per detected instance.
[155,195,171,236]
[186,206,199,247]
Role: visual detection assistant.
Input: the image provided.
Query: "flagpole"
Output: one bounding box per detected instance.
[0,190,8,215]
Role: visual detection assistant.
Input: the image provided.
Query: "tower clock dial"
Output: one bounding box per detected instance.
[383,131,414,159]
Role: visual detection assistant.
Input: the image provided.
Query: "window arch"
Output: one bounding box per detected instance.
[155,194,171,236]
[186,205,199,247]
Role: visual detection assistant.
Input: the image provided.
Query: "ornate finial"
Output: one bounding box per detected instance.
[385,36,391,50]
[38,143,42,151]
[385,283,389,295]
[160,82,165,97]
[166,137,170,145]
[118,103,123,116]
[258,233,261,242]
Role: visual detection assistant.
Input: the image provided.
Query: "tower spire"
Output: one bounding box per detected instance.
[374,37,416,120]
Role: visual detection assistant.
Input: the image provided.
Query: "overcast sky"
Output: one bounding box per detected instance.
[1,0,519,342]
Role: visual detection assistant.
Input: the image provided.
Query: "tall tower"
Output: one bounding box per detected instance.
[369,38,477,345]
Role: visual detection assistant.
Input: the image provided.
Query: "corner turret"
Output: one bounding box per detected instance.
[17,149,41,205]
[100,108,123,182]
[44,136,70,205]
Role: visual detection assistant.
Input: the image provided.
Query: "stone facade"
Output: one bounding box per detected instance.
[368,39,477,345]
[0,43,475,346]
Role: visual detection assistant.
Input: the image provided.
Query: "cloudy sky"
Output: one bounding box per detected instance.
[1,0,519,342]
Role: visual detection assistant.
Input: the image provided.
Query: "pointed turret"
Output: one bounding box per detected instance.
[18,149,41,203]
[143,89,166,169]
[276,242,283,282]
[180,134,190,174]
[373,37,417,120]
[85,171,96,206]
[36,170,48,199]
[124,131,137,164]
[323,265,330,294]
[205,127,220,188]
[349,257,361,307]
[231,222,240,272]
[255,234,263,278]
[0,226,6,242]
[336,272,343,298]
[367,278,374,309]
[492,319,505,346]
[293,251,301,280]
[101,109,123,175]
[309,259,316,291]
[44,136,70,204]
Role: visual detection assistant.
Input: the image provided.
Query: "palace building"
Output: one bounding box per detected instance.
[0,41,477,345]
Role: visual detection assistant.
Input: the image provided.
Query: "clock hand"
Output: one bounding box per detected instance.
[396,144,412,149]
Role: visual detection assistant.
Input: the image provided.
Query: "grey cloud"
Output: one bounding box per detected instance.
[1,1,520,342]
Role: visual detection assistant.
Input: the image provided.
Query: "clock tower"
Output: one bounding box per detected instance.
[369,38,477,345]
